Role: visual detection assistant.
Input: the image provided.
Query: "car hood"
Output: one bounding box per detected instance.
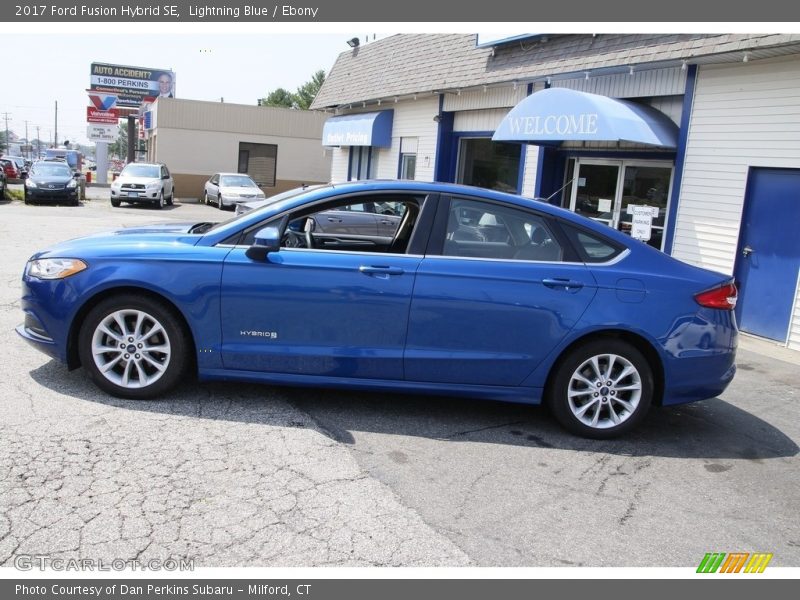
[219,186,264,196]
[30,174,73,184]
[30,222,207,260]
[114,176,161,186]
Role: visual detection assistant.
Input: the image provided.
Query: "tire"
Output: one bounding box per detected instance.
[217,195,225,210]
[203,192,209,205]
[548,339,653,439]
[156,191,165,210]
[77,295,192,400]
[167,188,174,206]
[111,198,121,207]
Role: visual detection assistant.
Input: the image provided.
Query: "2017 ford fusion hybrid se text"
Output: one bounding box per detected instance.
[17,181,737,438]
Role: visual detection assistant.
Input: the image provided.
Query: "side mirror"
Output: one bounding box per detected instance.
[21,171,28,180]
[162,174,170,180]
[245,226,282,261]
[73,172,81,179]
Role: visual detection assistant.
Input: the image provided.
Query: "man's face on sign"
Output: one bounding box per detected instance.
[158,75,172,95]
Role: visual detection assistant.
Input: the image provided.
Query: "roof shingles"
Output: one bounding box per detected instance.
[311,33,800,109]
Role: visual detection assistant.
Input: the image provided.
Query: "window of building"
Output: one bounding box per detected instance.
[456,138,521,194]
[399,137,418,180]
[349,147,377,181]
[238,142,277,187]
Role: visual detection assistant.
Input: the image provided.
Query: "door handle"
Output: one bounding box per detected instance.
[742,245,753,257]
[359,265,405,276]
[542,278,584,291]
[327,217,343,223]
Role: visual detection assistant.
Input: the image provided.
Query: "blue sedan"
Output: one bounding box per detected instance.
[17,181,737,438]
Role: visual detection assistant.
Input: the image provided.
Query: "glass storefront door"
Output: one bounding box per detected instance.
[568,159,673,251]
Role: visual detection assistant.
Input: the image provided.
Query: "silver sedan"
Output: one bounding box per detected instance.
[202,173,265,209]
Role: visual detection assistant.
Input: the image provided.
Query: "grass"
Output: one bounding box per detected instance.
[4,186,24,201]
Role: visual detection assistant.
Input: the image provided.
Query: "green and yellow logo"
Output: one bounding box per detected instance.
[697,552,773,573]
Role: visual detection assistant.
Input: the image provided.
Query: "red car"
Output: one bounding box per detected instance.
[1,159,20,180]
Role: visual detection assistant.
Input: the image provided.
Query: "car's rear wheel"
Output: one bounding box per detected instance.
[78,295,191,399]
[167,188,174,206]
[548,339,653,439]
[203,192,209,205]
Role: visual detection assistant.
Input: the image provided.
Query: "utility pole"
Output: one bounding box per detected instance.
[1,112,11,154]
[54,101,58,147]
[36,126,41,158]
[24,120,29,159]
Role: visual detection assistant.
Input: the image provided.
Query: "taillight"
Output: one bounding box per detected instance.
[695,282,738,310]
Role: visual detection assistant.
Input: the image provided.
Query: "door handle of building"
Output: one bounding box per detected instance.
[742,245,753,257]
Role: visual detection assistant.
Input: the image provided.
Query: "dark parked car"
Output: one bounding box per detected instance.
[0,163,6,198]
[23,161,80,206]
[17,181,738,438]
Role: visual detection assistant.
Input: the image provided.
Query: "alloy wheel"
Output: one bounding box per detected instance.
[566,353,642,429]
[90,309,172,389]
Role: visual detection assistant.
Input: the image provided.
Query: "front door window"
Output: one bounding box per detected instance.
[569,159,673,251]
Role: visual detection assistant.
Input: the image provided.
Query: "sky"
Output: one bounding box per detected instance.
[0,32,378,147]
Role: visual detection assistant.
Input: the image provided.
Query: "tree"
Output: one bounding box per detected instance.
[109,124,128,159]
[260,70,326,110]
[262,88,296,108]
[295,70,326,110]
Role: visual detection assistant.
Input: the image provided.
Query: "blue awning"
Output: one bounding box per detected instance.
[492,88,678,149]
[322,110,394,147]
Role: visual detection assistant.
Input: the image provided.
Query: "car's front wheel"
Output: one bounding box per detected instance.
[78,295,192,399]
[548,339,653,439]
[156,191,165,209]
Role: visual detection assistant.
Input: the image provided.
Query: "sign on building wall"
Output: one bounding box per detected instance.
[90,62,176,108]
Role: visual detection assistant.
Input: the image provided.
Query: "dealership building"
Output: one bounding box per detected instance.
[311,33,800,352]
[145,98,331,198]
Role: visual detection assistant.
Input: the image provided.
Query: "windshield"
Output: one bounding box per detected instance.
[121,164,160,178]
[220,175,258,188]
[32,163,72,177]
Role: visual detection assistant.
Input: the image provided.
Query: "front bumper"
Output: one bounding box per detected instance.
[26,186,78,201]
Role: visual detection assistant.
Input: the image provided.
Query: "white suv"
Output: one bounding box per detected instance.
[111,163,175,209]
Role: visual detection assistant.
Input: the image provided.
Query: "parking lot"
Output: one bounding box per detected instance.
[1,188,799,568]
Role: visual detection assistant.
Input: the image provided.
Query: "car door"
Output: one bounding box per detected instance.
[404,196,598,386]
[219,194,430,379]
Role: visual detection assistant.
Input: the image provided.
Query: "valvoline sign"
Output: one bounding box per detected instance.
[87,91,118,111]
[87,107,119,125]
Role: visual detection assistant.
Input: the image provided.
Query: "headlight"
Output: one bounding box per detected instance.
[27,258,88,280]
[146,181,161,190]
[26,179,38,188]
[67,179,78,189]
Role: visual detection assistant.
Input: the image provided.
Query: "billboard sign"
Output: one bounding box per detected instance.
[87,124,116,142]
[87,107,120,124]
[90,62,176,108]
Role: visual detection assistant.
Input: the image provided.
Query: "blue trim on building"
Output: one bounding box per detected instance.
[534,147,546,197]
[434,95,454,183]
[663,64,697,256]
[347,147,353,182]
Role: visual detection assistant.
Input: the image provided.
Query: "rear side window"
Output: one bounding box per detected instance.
[562,224,625,263]
[438,198,564,262]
